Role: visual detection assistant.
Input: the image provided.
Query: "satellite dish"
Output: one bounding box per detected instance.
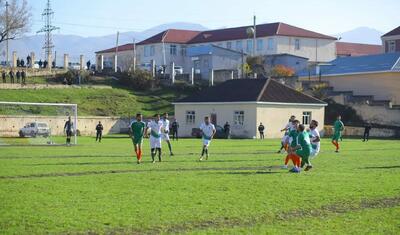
[246,27,255,37]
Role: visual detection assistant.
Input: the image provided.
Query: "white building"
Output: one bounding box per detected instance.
[174,78,327,139]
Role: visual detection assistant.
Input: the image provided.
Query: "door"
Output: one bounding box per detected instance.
[210,113,217,126]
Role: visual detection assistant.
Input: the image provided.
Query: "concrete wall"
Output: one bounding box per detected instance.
[351,104,400,127]
[324,125,399,138]
[256,104,325,138]
[174,103,258,138]
[299,72,400,105]
[0,115,130,137]
[0,84,112,90]
[96,50,136,72]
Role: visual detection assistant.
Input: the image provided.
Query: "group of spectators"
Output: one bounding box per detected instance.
[1,70,26,84]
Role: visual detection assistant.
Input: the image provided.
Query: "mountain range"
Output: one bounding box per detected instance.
[0,23,384,64]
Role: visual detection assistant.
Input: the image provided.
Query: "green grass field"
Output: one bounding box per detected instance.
[0,137,399,234]
[0,87,185,116]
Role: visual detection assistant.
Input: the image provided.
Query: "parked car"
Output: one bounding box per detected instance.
[191,125,226,139]
[19,122,51,138]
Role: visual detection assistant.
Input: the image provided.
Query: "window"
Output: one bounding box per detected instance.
[186,111,195,124]
[181,46,187,56]
[246,40,253,53]
[267,38,274,50]
[144,46,150,57]
[302,111,312,125]
[226,41,232,49]
[150,45,155,56]
[257,39,263,51]
[388,40,396,52]
[236,40,243,51]
[295,39,300,50]
[170,44,177,55]
[234,111,245,126]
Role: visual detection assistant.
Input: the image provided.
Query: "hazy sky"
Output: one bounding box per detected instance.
[30,0,400,37]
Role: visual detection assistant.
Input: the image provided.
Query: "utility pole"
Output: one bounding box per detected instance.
[253,14,257,56]
[5,1,9,67]
[132,38,136,73]
[114,31,119,73]
[37,0,59,67]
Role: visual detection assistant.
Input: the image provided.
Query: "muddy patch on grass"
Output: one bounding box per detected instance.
[0,166,269,180]
[98,196,400,235]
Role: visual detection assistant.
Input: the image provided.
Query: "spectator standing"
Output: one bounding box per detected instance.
[224,121,231,139]
[16,70,21,84]
[2,70,6,83]
[38,60,43,68]
[21,70,26,85]
[26,55,31,67]
[171,119,179,141]
[95,121,104,142]
[9,70,14,84]
[258,122,265,139]
[363,123,372,142]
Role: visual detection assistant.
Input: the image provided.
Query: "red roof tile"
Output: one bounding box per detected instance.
[382,26,400,37]
[336,42,383,57]
[95,43,134,54]
[137,29,201,45]
[188,22,336,44]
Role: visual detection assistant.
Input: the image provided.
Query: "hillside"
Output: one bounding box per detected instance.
[0,87,187,117]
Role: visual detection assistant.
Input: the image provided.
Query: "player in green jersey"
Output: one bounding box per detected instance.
[130,113,146,164]
[332,115,344,153]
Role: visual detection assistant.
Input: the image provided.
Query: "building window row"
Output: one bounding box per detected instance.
[185,110,246,126]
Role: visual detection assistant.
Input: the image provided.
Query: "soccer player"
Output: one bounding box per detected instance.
[64,116,73,146]
[363,122,372,142]
[282,119,300,169]
[160,113,174,156]
[332,115,344,153]
[199,116,216,161]
[130,113,146,164]
[290,124,312,173]
[308,120,321,168]
[146,114,163,163]
[277,115,296,153]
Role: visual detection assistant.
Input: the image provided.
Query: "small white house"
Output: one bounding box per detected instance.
[174,78,327,138]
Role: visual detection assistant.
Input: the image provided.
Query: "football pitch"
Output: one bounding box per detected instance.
[0,137,399,234]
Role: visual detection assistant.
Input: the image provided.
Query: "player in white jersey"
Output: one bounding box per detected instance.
[199,116,216,161]
[161,113,174,156]
[309,120,321,159]
[277,115,296,153]
[145,114,163,163]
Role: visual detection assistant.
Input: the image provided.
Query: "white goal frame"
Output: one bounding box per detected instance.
[0,101,78,145]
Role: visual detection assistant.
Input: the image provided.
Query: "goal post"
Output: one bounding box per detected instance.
[0,101,78,146]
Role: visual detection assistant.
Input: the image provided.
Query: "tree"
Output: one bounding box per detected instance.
[0,0,31,43]
[270,65,295,77]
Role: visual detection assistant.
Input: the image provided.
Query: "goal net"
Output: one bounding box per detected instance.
[0,101,78,146]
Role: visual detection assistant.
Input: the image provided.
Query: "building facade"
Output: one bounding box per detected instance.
[174,78,326,139]
[382,26,400,53]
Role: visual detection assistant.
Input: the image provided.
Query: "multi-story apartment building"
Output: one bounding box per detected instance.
[96,22,337,79]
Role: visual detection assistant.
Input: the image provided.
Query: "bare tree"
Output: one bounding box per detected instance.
[0,0,31,43]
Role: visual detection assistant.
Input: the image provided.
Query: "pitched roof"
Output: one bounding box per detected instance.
[187,22,336,44]
[176,78,326,105]
[137,29,201,45]
[298,52,400,77]
[382,26,400,37]
[95,43,134,54]
[336,42,383,57]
